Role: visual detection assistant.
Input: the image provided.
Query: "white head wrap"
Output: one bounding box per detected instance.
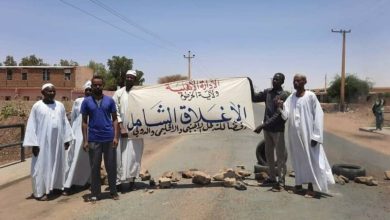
[41,83,54,91]
[83,80,92,89]
[126,70,137,77]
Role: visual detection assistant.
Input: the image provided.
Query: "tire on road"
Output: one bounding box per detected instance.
[254,164,269,174]
[332,164,366,180]
[255,140,288,166]
[256,140,267,165]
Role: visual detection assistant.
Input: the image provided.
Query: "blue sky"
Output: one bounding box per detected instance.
[1,0,389,91]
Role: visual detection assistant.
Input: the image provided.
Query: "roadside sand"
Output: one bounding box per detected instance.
[324,107,390,155]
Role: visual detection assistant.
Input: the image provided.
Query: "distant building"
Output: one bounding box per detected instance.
[0,66,93,101]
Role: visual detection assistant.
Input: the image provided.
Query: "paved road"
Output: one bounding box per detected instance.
[1,104,390,220]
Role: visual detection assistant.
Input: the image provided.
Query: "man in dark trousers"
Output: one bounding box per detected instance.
[81,75,119,203]
[250,73,289,191]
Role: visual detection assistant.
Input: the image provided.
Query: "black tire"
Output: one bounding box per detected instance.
[256,140,267,165]
[332,164,366,180]
[255,140,288,166]
[254,164,269,174]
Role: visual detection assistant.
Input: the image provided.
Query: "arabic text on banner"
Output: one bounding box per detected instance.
[125,77,255,138]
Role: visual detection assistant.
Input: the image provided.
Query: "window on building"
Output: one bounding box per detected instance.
[23,96,30,101]
[5,96,11,101]
[6,69,13,80]
[64,69,71,80]
[22,72,28,80]
[43,69,50,81]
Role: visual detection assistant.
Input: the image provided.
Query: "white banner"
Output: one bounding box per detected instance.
[125,77,255,138]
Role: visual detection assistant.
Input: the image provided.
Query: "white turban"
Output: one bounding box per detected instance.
[83,80,92,89]
[41,83,54,91]
[126,70,137,76]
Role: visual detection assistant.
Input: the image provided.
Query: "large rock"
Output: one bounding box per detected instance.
[158,177,172,188]
[192,171,211,185]
[162,171,174,178]
[355,176,377,186]
[182,169,198,178]
[235,169,251,178]
[171,172,182,182]
[139,169,151,181]
[384,171,390,180]
[223,177,236,187]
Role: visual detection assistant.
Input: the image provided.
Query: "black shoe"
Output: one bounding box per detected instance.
[261,178,277,187]
[271,183,282,192]
[111,193,119,200]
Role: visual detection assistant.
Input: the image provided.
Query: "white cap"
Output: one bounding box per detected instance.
[83,80,92,89]
[126,70,137,76]
[41,83,54,91]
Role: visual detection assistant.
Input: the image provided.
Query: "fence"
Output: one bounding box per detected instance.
[0,123,25,168]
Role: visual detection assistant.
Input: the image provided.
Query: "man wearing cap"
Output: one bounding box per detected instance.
[63,81,92,194]
[113,70,144,192]
[81,75,119,203]
[23,83,74,201]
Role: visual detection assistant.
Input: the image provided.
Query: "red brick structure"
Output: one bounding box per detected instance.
[0,66,93,101]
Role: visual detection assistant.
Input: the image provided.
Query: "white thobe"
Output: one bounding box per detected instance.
[113,87,144,183]
[281,91,334,192]
[64,97,91,188]
[23,100,74,197]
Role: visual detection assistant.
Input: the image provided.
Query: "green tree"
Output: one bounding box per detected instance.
[19,55,48,66]
[327,74,371,103]
[107,56,133,89]
[158,74,188,84]
[134,70,145,86]
[59,59,79,66]
[3,55,17,66]
[88,60,107,76]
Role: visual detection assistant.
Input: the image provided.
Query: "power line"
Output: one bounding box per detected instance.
[59,0,171,50]
[89,0,179,51]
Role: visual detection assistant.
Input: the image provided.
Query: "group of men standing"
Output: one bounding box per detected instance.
[23,70,143,202]
[23,70,335,202]
[252,73,334,198]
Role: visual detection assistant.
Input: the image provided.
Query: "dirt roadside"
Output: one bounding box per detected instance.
[324,107,390,156]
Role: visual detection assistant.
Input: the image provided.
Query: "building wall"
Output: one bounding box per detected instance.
[0,66,93,101]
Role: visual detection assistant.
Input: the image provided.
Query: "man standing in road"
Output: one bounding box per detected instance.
[23,83,74,201]
[250,73,289,191]
[64,81,92,194]
[81,75,119,203]
[113,70,144,193]
[279,74,334,197]
[372,93,386,130]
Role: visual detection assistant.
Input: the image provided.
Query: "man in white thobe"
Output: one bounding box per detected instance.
[23,83,74,201]
[279,74,334,197]
[64,81,92,193]
[113,70,144,192]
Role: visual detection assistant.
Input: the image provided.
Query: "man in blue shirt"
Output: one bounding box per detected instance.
[81,75,119,203]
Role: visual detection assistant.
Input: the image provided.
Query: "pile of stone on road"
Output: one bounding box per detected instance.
[354,176,378,186]
[333,174,349,185]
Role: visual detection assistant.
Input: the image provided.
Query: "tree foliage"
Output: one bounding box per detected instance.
[107,56,133,89]
[134,70,145,86]
[327,74,371,103]
[3,55,17,66]
[19,55,48,66]
[59,59,79,66]
[158,74,188,84]
[88,60,107,76]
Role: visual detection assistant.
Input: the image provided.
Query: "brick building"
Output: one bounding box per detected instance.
[0,66,93,101]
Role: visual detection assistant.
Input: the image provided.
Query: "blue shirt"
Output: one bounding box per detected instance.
[81,95,116,142]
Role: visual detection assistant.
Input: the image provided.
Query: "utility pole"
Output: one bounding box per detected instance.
[183,50,195,80]
[332,29,351,112]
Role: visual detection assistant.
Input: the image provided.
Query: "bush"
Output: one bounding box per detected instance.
[327,74,371,103]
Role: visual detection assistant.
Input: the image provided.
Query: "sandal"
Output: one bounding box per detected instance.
[36,194,49,201]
